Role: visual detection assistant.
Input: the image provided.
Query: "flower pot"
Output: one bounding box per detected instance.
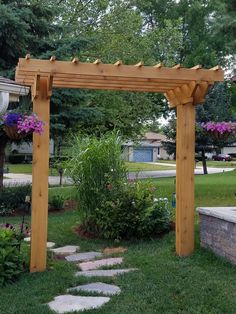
[3,125,26,140]
[211,131,231,141]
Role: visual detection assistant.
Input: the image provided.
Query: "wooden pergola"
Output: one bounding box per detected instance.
[15,57,224,272]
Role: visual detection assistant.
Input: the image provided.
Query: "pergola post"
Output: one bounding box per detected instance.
[30,76,52,272]
[176,101,195,256]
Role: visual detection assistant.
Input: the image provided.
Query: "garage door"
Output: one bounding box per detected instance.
[133,148,153,162]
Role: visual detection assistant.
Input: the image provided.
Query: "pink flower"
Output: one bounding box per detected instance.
[201,121,236,135]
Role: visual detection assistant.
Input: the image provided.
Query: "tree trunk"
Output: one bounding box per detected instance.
[201,148,208,175]
[0,137,7,189]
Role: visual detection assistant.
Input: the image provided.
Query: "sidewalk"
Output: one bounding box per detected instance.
[3,167,235,186]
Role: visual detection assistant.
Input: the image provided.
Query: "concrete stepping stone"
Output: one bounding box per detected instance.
[75,268,137,277]
[67,282,121,296]
[51,245,80,256]
[79,257,123,271]
[47,242,56,248]
[103,247,127,254]
[65,251,102,262]
[47,295,110,313]
[24,237,55,248]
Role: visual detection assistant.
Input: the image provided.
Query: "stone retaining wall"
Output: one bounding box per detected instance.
[197,207,236,264]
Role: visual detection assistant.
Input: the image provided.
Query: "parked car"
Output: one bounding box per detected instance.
[212,154,232,161]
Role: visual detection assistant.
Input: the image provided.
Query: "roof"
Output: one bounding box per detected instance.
[0,76,21,86]
[0,76,29,96]
[232,75,236,82]
[144,132,167,141]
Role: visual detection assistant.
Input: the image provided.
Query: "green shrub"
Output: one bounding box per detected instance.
[65,132,127,220]
[94,181,171,239]
[49,194,65,210]
[8,154,26,164]
[65,132,171,240]
[0,184,31,215]
[0,226,24,286]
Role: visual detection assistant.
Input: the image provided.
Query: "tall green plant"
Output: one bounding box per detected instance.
[65,132,127,219]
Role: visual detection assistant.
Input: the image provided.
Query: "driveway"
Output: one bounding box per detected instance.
[3,167,235,186]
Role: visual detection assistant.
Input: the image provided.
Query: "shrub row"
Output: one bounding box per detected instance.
[0,184,31,215]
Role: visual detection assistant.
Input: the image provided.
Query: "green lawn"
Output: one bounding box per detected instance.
[157,159,236,169]
[6,163,59,176]
[200,160,236,168]
[1,171,236,313]
[125,162,174,171]
[6,162,174,175]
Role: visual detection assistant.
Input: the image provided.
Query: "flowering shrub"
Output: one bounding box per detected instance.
[95,180,171,240]
[1,112,44,135]
[201,121,236,136]
[0,224,25,286]
[65,132,171,240]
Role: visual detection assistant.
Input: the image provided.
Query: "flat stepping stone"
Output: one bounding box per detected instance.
[24,237,55,248]
[103,247,127,254]
[47,295,110,313]
[79,257,123,271]
[47,242,56,248]
[67,282,121,296]
[51,245,80,256]
[75,268,137,277]
[65,252,102,262]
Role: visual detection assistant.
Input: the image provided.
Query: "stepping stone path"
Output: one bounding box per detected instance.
[67,282,121,296]
[24,237,55,249]
[65,252,102,262]
[47,245,138,313]
[51,245,80,257]
[48,295,110,313]
[78,257,123,271]
[75,268,137,277]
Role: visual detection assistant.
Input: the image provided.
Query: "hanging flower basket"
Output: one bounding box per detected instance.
[1,112,44,140]
[3,125,26,140]
[201,121,236,141]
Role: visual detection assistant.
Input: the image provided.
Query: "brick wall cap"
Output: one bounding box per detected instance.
[196,207,236,224]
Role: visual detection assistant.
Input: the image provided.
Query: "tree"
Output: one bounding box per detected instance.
[0,0,56,76]
[0,0,57,188]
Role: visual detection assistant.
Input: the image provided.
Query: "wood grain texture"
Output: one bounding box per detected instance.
[176,102,195,256]
[30,77,50,272]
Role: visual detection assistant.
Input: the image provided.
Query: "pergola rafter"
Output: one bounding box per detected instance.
[15,57,224,273]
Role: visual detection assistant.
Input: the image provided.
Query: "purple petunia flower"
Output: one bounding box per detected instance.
[1,112,44,135]
[201,121,236,135]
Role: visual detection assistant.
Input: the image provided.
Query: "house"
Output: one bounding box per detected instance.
[123,132,173,162]
[0,76,30,114]
[10,139,54,156]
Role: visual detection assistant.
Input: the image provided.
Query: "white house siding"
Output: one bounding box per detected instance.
[221,146,236,155]
[11,139,54,155]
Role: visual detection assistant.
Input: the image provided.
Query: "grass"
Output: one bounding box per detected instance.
[125,162,174,171]
[200,160,236,168]
[6,163,59,176]
[1,171,236,313]
[157,159,236,169]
